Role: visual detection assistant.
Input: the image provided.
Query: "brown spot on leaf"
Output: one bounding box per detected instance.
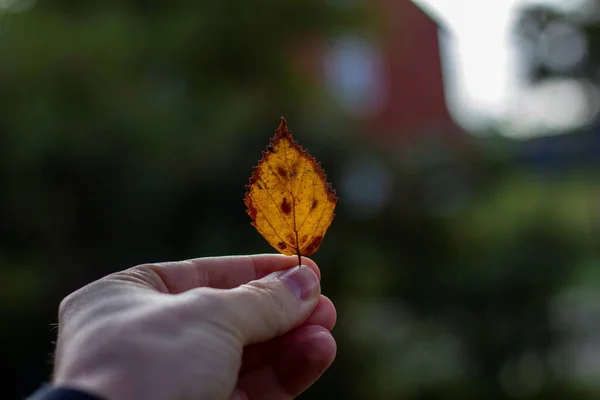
[290,161,299,178]
[277,242,287,250]
[311,199,318,210]
[281,197,292,215]
[302,235,323,256]
[277,166,287,179]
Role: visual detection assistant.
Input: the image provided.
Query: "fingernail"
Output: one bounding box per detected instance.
[278,265,320,301]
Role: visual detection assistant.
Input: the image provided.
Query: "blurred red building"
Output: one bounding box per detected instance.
[304,0,459,145]
[368,0,456,142]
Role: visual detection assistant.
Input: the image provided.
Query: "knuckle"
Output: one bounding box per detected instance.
[57,291,76,319]
[179,287,228,318]
[56,275,120,323]
[243,281,289,317]
[56,285,92,323]
[113,264,164,290]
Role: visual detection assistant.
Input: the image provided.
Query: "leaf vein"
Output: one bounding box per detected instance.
[281,138,300,256]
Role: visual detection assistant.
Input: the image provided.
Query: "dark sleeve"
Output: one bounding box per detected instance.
[27,385,106,400]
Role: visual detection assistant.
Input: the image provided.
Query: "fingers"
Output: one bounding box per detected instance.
[220,265,321,344]
[273,326,336,397]
[234,325,337,399]
[239,295,336,375]
[303,295,337,331]
[135,254,320,293]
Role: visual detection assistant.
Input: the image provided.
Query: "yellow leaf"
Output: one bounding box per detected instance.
[244,117,338,263]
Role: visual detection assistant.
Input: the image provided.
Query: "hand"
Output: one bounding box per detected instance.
[52,254,337,400]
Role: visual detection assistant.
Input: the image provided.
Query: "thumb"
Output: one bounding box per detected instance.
[221,265,321,345]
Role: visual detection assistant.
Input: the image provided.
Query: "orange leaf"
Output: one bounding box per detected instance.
[244,117,338,263]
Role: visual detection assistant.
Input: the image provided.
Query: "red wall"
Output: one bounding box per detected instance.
[366,0,456,142]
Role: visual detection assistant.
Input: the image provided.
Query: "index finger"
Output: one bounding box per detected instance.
[137,254,321,294]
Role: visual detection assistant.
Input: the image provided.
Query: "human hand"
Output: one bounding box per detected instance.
[52,255,336,400]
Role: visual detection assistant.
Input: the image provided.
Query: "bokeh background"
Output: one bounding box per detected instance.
[3,0,600,398]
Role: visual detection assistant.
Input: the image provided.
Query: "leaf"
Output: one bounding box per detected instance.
[244,117,338,263]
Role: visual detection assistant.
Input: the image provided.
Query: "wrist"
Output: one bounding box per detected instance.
[53,366,131,400]
[28,385,106,400]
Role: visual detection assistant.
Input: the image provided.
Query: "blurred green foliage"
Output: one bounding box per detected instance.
[2,1,600,399]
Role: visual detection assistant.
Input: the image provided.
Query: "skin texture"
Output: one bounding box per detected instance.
[52,254,337,400]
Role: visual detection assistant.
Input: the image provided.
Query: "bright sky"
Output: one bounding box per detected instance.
[414,0,596,138]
